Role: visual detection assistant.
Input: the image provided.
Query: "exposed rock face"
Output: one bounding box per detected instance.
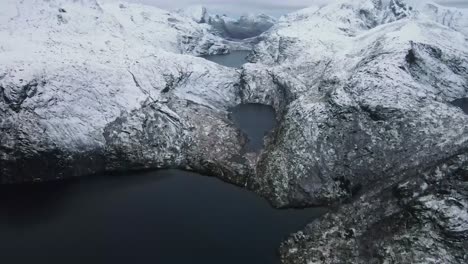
[280,152,468,263]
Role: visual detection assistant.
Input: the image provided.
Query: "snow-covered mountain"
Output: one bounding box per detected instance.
[0,0,247,183]
[234,0,468,262]
[176,5,209,24]
[177,5,277,40]
[1,0,234,56]
[420,1,468,35]
[243,0,468,206]
[1,0,467,263]
[208,13,277,39]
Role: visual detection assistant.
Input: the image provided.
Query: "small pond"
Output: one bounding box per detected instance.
[203,50,250,68]
[231,103,277,152]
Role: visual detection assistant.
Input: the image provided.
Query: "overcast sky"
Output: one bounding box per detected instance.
[124,0,468,17]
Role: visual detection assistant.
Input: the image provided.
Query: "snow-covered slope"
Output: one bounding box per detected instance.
[1,0,467,262]
[176,5,208,24]
[0,0,248,183]
[242,0,468,206]
[176,5,277,40]
[420,1,468,36]
[236,0,468,262]
[0,0,231,57]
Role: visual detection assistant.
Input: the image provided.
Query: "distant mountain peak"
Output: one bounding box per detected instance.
[176,5,208,23]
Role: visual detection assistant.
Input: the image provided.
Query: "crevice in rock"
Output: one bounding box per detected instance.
[405,49,416,64]
[360,104,387,121]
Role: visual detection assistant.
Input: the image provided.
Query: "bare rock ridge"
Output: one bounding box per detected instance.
[1,0,467,263]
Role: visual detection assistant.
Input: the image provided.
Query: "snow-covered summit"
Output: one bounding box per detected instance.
[176,5,208,24]
[1,0,231,57]
[420,1,468,35]
[277,0,413,35]
[207,13,277,39]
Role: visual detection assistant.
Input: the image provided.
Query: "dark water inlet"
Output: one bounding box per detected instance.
[0,170,325,264]
[451,98,468,114]
[202,50,250,68]
[231,103,277,152]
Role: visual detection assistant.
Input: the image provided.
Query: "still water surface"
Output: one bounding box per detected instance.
[0,170,325,264]
[231,103,277,152]
[203,50,250,68]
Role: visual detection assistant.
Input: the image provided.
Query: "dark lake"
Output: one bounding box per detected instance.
[0,170,326,264]
[203,50,250,68]
[451,98,468,114]
[231,103,277,152]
